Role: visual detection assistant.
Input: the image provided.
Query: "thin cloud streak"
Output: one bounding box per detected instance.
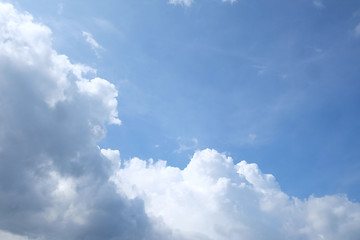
[169,0,236,7]
[82,31,104,57]
[313,0,325,9]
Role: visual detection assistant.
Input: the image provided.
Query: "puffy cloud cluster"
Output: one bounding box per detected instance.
[0,3,163,240]
[112,149,360,240]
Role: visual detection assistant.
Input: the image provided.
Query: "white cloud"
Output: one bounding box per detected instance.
[175,137,199,153]
[93,18,123,39]
[101,148,121,171]
[112,149,360,240]
[222,0,237,3]
[77,77,121,125]
[169,0,236,7]
[253,65,267,76]
[82,31,104,56]
[0,3,163,240]
[248,133,257,142]
[169,0,194,7]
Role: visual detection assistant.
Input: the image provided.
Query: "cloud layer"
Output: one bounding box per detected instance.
[0,2,360,240]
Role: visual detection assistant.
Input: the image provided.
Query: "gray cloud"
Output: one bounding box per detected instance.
[0,3,168,240]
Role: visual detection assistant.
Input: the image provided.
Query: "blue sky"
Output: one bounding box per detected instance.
[1,0,360,239]
[19,0,359,200]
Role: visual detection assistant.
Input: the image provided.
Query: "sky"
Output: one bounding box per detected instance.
[0,0,360,239]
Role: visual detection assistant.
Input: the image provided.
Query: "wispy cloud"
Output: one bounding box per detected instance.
[253,65,267,76]
[175,137,199,153]
[169,0,236,7]
[222,0,237,3]
[0,230,28,240]
[248,133,257,143]
[169,0,194,7]
[93,18,123,39]
[82,31,104,57]
[355,23,360,37]
[313,0,325,9]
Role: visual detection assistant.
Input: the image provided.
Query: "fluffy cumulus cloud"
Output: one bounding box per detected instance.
[1,2,360,240]
[0,3,165,240]
[112,149,360,240]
